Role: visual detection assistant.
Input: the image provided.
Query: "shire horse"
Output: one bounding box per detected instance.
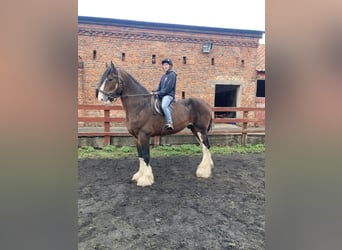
[96,61,214,187]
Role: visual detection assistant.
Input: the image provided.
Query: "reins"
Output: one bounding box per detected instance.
[97,88,153,103]
[98,66,155,102]
[121,93,153,98]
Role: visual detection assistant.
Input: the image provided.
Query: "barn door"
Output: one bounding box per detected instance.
[214,84,239,121]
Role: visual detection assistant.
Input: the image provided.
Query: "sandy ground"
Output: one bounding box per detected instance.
[78,153,265,250]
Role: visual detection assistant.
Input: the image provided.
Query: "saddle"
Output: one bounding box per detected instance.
[152,95,174,116]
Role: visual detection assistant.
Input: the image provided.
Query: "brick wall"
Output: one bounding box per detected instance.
[78,18,262,110]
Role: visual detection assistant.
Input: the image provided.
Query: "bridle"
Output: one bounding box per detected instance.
[95,67,123,102]
[96,67,152,102]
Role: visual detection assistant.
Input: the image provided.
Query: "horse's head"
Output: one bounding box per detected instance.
[96,61,123,103]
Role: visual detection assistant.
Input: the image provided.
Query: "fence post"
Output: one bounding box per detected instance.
[242,110,248,145]
[154,136,160,146]
[104,108,110,146]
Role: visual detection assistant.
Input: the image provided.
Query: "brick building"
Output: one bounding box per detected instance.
[78,16,264,120]
[255,44,265,125]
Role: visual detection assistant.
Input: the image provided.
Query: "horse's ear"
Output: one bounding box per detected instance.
[110,61,118,74]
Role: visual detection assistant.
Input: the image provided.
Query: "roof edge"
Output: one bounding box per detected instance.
[78,16,264,38]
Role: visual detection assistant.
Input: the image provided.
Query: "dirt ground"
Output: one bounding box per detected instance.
[78,153,265,250]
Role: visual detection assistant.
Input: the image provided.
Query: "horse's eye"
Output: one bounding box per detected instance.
[108,78,113,82]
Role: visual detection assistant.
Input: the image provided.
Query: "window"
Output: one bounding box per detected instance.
[256,80,265,97]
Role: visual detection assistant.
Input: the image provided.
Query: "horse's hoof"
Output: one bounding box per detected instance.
[196,172,211,178]
[132,172,142,182]
[136,176,154,187]
[196,168,212,178]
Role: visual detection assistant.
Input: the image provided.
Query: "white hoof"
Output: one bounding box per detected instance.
[136,175,154,187]
[196,143,213,178]
[132,171,142,182]
[196,164,212,178]
[136,165,154,187]
[210,158,214,168]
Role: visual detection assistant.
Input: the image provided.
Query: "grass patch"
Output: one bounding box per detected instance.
[78,144,265,159]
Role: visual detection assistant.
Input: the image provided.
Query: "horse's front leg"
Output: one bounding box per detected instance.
[131,143,144,182]
[131,137,154,187]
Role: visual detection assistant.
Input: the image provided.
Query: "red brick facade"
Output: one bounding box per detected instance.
[78,17,263,109]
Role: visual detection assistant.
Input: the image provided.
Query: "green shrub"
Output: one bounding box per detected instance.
[119,146,135,153]
[78,143,265,159]
[103,145,115,152]
[84,146,95,152]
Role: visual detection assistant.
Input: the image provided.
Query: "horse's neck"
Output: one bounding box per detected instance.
[120,71,150,113]
[122,71,149,96]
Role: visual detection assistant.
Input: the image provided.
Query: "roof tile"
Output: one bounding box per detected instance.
[256,44,265,72]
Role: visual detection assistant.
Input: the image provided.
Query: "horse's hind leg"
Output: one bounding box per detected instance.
[131,137,154,187]
[194,131,214,178]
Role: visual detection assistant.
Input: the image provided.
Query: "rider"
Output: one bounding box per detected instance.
[152,58,177,130]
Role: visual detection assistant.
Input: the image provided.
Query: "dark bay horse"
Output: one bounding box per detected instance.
[96,61,214,187]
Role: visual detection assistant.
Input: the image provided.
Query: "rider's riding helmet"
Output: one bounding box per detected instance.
[161,58,173,66]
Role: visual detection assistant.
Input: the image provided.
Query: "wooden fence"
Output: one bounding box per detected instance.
[78,104,265,146]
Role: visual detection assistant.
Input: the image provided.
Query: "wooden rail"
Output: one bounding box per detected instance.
[212,107,265,145]
[78,104,265,145]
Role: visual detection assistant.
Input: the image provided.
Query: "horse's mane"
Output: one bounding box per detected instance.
[120,68,149,94]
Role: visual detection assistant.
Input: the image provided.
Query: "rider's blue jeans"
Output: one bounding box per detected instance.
[161,95,174,124]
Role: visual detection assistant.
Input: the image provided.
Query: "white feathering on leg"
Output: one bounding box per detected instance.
[132,158,145,182]
[137,160,154,187]
[196,143,213,178]
[136,163,154,187]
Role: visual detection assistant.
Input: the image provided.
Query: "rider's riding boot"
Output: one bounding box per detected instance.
[165,123,174,130]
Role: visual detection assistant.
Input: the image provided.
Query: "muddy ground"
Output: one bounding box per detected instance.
[78,153,265,250]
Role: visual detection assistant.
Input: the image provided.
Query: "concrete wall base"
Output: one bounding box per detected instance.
[78,134,265,148]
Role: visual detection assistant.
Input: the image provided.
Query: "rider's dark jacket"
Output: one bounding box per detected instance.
[155,70,177,99]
